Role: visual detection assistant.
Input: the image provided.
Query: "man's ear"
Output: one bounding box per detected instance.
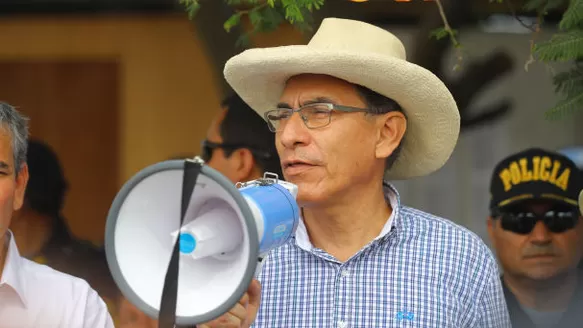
[375,112,407,160]
[229,148,256,183]
[13,163,29,211]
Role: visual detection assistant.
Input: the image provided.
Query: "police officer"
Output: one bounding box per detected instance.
[487,147,583,328]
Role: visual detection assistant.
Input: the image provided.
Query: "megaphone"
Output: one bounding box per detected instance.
[104,157,300,327]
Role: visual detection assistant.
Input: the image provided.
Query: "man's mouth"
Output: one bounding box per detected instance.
[282,160,317,175]
[523,253,557,259]
[283,160,313,169]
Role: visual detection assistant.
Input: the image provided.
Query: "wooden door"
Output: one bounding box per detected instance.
[0,60,119,246]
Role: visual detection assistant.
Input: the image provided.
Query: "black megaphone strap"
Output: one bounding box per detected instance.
[158,159,202,328]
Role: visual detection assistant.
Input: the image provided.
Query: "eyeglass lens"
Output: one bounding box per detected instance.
[266,104,332,132]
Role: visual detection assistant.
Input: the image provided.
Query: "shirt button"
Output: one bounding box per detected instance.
[338,320,349,328]
[341,269,350,277]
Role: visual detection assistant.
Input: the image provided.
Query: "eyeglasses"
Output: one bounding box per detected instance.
[264,103,370,132]
[201,140,272,162]
[493,208,580,235]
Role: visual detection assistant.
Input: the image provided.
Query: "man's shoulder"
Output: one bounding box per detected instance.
[399,206,497,264]
[400,206,487,243]
[11,256,113,327]
[21,255,100,298]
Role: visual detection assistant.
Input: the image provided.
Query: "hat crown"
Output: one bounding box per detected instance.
[308,18,407,60]
[489,147,583,210]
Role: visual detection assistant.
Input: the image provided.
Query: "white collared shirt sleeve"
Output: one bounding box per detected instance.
[82,284,115,328]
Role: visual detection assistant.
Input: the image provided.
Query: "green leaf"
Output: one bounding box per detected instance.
[559,0,583,30]
[180,0,325,42]
[281,0,305,23]
[260,5,286,32]
[544,89,583,120]
[179,0,200,20]
[534,31,583,62]
[429,27,452,40]
[224,13,242,32]
[553,65,583,95]
[248,7,264,27]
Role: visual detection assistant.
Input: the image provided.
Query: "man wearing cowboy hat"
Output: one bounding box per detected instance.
[223,18,511,327]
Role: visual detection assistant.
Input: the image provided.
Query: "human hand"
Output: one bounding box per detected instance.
[197,279,261,328]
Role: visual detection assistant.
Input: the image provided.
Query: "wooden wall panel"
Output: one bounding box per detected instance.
[0,60,119,245]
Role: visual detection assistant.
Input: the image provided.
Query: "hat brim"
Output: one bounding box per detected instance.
[224,46,460,180]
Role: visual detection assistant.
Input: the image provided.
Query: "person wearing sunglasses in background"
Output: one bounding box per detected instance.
[487,147,583,328]
[117,93,282,328]
[200,93,283,182]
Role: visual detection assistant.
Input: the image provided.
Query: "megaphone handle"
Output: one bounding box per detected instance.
[158,159,202,328]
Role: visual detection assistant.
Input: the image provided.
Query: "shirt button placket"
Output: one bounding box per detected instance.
[335,266,351,328]
[341,269,350,278]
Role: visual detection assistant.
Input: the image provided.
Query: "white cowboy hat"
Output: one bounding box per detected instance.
[223,17,460,180]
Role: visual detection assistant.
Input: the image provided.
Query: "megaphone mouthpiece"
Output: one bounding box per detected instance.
[172,204,243,260]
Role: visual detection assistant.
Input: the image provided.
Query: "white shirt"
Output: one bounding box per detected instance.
[0,231,114,328]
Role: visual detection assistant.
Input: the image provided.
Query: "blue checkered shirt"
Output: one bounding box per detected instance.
[252,182,511,328]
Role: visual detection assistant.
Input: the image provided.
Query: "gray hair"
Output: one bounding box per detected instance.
[0,102,29,174]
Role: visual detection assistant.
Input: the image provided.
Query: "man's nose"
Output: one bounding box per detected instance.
[279,112,310,149]
[529,221,552,244]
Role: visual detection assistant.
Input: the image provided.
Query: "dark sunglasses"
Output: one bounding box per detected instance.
[493,207,580,235]
[201,140,272,162]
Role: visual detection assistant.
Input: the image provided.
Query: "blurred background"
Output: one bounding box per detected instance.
[0,0,581,268]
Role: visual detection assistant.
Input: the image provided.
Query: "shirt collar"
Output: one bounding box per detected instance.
[294,181,402,252]
[0,230,28,307]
